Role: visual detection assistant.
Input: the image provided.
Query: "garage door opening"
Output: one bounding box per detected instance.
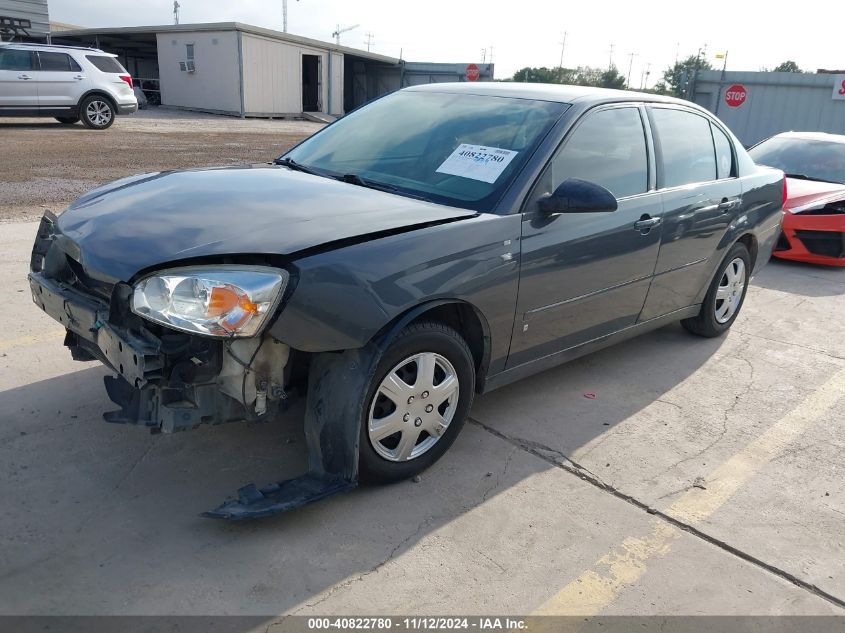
[302,54,321,112]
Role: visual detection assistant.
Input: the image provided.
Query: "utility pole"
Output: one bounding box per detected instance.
[626,52,638,88]
[558,31,567,68]
[481,48,486,64]
[489,46,493,64]
[640,62,651,90]
[608,43,615,69]
[332,23,359,45]
[364,32,374,51]
[173,0,180,25]
[283,0,300,33]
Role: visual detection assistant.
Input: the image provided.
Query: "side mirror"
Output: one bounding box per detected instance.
[537,178,618,214]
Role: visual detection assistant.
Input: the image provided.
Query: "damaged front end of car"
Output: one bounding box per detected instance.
[28,211,364,519]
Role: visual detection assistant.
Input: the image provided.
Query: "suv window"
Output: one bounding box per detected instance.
[85,55,125,73]
[711,123,734,179]
[548,107,649,199]
[0,49,35,71]
[38,51,82,72]
[651,108,717,187]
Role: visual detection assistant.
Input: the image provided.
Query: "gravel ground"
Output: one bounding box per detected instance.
[0,108,323,222]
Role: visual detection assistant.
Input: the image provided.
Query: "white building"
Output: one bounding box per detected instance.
[51,22,494,118]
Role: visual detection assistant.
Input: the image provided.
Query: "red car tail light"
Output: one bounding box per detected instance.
[119,75,133,89]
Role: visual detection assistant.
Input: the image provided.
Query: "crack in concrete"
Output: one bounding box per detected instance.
[658,351,755,477]
[467,416,845,611]
[733,329,845,363]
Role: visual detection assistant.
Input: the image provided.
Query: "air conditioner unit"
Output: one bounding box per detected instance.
[178,60,196,73]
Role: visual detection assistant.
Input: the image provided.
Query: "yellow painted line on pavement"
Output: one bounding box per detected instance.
[0,330,64,352]
[534,367,845,616]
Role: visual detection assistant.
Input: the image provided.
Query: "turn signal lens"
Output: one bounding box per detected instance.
[131,266,288,337]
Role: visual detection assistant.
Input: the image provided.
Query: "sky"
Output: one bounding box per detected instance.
[48,0,843,87]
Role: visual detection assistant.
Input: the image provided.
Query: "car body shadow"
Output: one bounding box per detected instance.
[0,322,723,618]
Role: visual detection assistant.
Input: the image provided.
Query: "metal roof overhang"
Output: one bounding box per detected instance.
[50,22,400,65]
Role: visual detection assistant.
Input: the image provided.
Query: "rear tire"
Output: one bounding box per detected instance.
[682,242,751,338]
[358,322,475,484]
[79,95,115,130]
[55,116,79,125]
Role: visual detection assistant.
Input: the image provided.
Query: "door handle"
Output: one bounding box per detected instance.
[718,198,740,212]
[17,74,31,80]
[73,74,85,80]
[634,215,662,233]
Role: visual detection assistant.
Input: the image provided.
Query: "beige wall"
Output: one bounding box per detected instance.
[156,31,242,114]
[241,33,336,116]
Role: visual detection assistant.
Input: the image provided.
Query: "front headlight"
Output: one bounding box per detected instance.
[131,266,288,337]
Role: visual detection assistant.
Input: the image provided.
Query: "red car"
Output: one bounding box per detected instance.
[749,132,845,266]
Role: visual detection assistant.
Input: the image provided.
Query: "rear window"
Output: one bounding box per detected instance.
[85,55,125,73]
[39,52,82,72]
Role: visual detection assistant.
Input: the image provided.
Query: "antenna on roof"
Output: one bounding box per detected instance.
[173,0,180,25]
[332,23,359,45]
[282,0,300,33]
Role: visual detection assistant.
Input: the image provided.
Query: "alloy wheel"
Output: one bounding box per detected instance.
[714,257,746,324]
[86,100,112,127]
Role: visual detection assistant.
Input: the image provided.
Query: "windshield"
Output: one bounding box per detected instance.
[749,136,845,184]
[283,91,568,210]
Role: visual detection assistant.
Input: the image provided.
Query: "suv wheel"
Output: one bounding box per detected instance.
[80,95,115,130]
[682,242,751,337]
[55,116,79,125]
[359,322,475,483]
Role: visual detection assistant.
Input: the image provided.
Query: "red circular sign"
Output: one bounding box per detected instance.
[465,63,480,82]
[725,84,747,108]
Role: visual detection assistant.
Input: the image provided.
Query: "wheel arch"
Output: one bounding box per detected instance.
[77,90,118,113]
[372,299,492,393]
[736,232,759,269]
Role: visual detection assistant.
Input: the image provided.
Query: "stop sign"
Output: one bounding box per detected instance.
[465,63,480,82]
[725,84,747,108]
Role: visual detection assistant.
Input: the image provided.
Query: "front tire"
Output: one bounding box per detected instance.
[682,242,751,337]
[79,95,115,130]
[359,322,475,483]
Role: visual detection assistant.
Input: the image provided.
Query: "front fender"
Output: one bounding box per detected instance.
[269,213,521,375]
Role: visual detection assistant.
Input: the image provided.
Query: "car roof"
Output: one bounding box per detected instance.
[403,81,696,107]
[771,131,845,144]
[0,42,108,54]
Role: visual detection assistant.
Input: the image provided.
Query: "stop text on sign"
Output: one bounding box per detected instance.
[725,84,747,107]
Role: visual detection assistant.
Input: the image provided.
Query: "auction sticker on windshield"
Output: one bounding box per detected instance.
[436,144,518,183]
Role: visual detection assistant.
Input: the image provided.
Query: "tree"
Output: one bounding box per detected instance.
[773,60,802,73]
[600,65,626,89]
[512,66,574,84]
[659,54,713,97]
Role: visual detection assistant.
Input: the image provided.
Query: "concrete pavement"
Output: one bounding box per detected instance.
[1,220,843,619]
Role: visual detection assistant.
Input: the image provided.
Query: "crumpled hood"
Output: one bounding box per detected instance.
[56,165,475,282]
[785,177,845,213]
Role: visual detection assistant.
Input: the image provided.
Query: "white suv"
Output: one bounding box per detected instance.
[0,42,138,130]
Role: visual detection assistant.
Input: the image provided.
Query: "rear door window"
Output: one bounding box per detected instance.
[651,108,717,188]
[85,55,125,73]
[38,52,82,72]
[0,49,35,71]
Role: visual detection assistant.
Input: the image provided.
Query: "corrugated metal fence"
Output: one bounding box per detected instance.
[693,69,845,146]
